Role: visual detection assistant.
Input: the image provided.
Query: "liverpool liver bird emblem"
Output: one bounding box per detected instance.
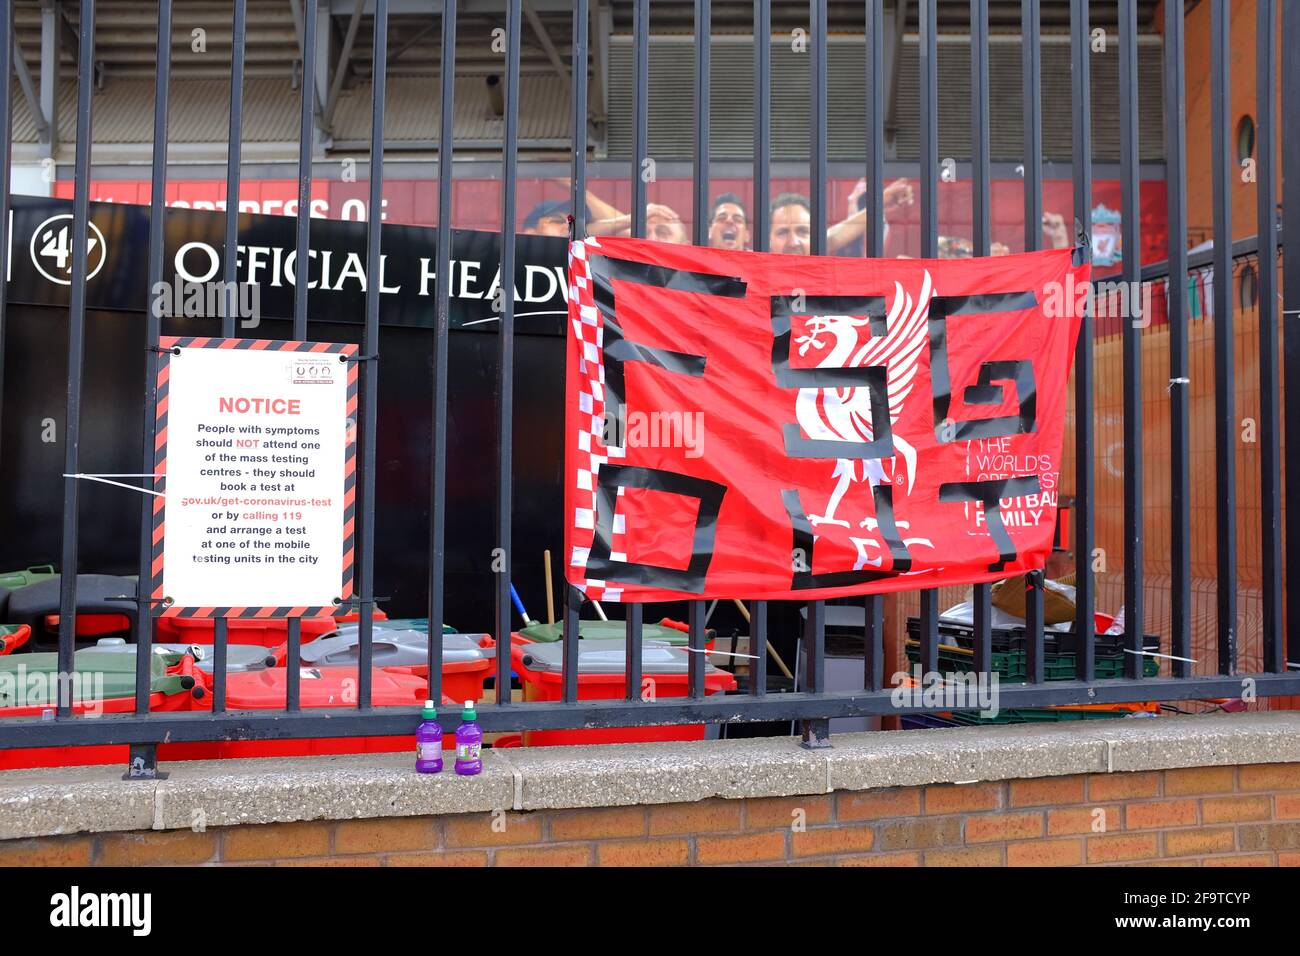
[795,271,936,568]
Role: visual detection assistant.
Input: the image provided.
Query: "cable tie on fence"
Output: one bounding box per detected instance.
[147,345,181,355]
[1124,648,1197,664]
[342,353,379,362]
[334,597,392,608]
[105,595,173,605]
[1167,376,1190,393]
[682,646,759,660]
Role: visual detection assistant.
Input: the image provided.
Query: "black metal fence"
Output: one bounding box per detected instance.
[0,0,1298,772]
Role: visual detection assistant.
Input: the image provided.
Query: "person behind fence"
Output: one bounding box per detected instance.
[768,179,915,256]
[707,193,750,251]
[574,188,689,243]
[521,199,586,237]
[830,177,916,256]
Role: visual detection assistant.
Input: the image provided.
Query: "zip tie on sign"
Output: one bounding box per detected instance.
[63,474,166,498]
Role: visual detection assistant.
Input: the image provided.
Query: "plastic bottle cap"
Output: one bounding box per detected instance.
[421,699,438,719]
[461,699,477,721]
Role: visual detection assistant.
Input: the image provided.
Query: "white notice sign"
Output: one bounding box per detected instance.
[152,337,357,615]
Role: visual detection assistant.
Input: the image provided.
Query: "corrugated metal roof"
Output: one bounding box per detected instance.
[10,1,1163,163]
[606,34,1165,163]
[11,72,573,150]
[607,0,1162,32]
[12,77,304,145]
[15,0,302,80]
[893,37,1166,162]
[330,73,573,145]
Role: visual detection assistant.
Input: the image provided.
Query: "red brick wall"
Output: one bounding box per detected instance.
[1177,0,1283,243]
[5,764,1300,866]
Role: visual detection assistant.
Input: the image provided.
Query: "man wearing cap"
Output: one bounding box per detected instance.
[521,199,576,237]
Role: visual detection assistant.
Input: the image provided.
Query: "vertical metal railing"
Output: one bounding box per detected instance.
[561,584,579,702]
[624,603,642,703]
[133,0,172,718]
[1210,0,1236,676]
[863,0,883,694]
[798,0,827,747]
[568,0,589,707]
[688,600,705,699]
[809,0,825,253]
[917,0,938,678]
[1020,0,1044,685]
[1118,0,1144,680]
[1256,0,1283,675]
[286,0,319,713]
[357,0,388,711]
[750,0,771,699]
[969,0,992,678]
[1284,0,1300,670]
[1070,0,1095,682]
[1164,0,1191,679]
[570,0,588,236]
[631,0,648,238]
[608,0,650,712]
[494,0,522,705]
[971,0,989,259]
[427,0,456,704]
[686,0,711,704]
[56,0,97,717]
[211,0,248,713]
[692,0,710,246]
[0,1,12,472]
[865,0,882,261]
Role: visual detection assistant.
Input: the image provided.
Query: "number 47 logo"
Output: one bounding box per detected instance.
[30,213,108,286]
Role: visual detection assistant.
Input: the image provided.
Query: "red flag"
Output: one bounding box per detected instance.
[564,236,1086,603]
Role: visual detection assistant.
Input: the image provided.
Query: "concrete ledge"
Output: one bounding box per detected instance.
[2,712,1299,840]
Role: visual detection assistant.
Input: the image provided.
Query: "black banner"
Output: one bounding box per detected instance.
[6,194,569,334]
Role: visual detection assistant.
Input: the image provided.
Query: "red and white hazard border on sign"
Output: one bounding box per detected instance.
[150,335,358,619]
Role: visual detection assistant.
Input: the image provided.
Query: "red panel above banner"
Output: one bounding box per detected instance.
[565,237,1087,603]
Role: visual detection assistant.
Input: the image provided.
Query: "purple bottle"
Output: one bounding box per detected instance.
[454,700,483,776]
[416,700,443,774]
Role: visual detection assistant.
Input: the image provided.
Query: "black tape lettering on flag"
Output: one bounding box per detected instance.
[587,463,728,593]
[589,255,745,447]
[929,291,1039,442]
[939,475,1042,572]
